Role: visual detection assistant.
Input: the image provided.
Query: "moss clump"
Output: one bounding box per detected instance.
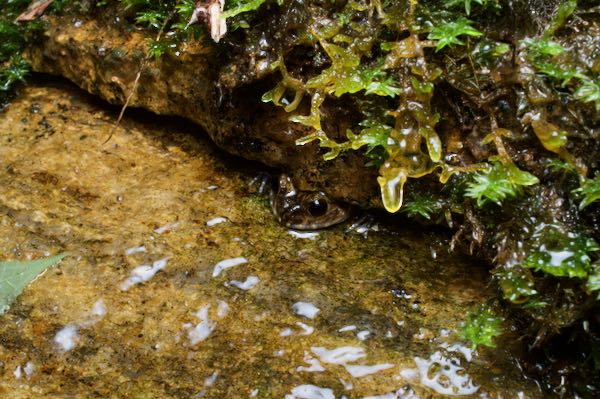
[459,304,503,349]
[0,1,33,107]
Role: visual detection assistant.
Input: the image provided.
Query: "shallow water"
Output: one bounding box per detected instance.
[0,80,542,398]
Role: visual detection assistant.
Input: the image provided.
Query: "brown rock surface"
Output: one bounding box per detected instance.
[25,16,380,207]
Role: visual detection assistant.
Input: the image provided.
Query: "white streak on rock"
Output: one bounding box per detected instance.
[216,300,229,319]
[292,302,320,319]
[125,245,146,255]
[92,299,106,317]
[188,305,216,345]
[120,258,169,291]
[344,363,394,378]
[288,384,335,399]
[24,361,34,377]
[154,222,179,234]
[54,324,79,352]
[280,328,294,337]
[288,230,320,240]
[338,325,356,332]
[207,217,227,227]
[311,346,366,365]
[204,371,219,386]
[226,275,259,290]
[339,378,353,391]
[297,353,325,372]
[296,322,314,336]
[212,257,247,277]
[403,351,479,396]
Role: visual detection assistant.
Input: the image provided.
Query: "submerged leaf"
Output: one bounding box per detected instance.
[0,253,69,315]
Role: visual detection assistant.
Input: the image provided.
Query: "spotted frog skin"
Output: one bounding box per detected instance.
[270,175,350,230]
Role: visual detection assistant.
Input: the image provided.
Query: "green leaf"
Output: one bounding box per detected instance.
[222,0,268,19]
[546,158,576,174]
[523,230,599,278]
[495,267,537,303]
[401,195,443,220]
[459,305,503,349]
[543,0,577,39]
[465,162,539,206]
[428,17,482,52]
[574,79,600,112]
[347,123,391,152]
[0,55,30,92]
[574,174,600,209]
[522,38,565,57]
[0,253,69,315]
[135,10,166,28]
[534,61,582,86]
[588,269,600,299]
[444,0,500,15]
[146,39,171,61]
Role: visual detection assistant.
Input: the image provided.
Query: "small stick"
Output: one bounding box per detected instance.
[103,10,175,144]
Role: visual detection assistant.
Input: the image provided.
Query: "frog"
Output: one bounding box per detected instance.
[270,175,350,230]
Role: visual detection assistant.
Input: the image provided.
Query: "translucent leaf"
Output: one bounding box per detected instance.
[348,124,391,151]
[420,127,442,162]
[0,253,69,315]
[377,168,407,213]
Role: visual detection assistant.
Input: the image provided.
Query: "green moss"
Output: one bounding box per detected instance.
[459,304,503,349]
[465,162,539,207]
[588,267,600,299]
[0,54,29,91]
[222,0,269,19]
[496,267,537,304]
[522,227,599,279]
[444,0,500,16]
[427,17,482,51]
[401,194,444,220]
[575,174,600,209]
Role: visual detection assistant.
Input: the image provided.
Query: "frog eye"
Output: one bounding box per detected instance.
[307,198,328,217]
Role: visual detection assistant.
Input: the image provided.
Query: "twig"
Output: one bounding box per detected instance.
[103,10,175,144]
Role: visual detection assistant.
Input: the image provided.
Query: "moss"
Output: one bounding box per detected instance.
[459,304,503,349]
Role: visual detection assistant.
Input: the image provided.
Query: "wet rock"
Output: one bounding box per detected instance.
[25,16,380,207]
